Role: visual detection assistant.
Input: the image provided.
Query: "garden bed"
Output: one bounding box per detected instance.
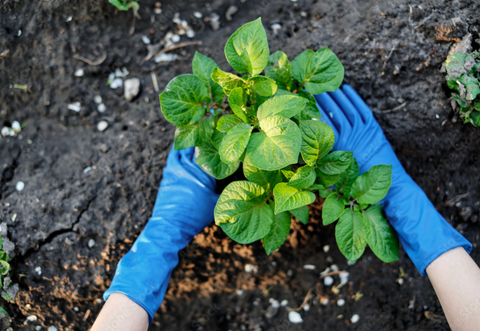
[0,0,479,330]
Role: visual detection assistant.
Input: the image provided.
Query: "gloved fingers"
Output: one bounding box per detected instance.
[315,101,340,148]
[328,88,363,127]
[314,92,352,140]
[342,85,375,125]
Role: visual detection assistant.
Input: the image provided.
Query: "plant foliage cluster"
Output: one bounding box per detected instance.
[159,18,399,262]
[445,51,480,126]
[109,0,139,12]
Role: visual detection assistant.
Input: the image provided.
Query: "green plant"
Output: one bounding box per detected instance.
[109,0,139,12]
[159,18,399,263]
[445,51,480,126]
[0,236,11,306]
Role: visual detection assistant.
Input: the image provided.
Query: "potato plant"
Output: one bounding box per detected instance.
[109,0,139,12]
[445,51,480,126]
[160,18,399,263]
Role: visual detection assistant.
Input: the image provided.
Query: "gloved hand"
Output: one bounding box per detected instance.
[314,85,472,276]
[104,146,219,324]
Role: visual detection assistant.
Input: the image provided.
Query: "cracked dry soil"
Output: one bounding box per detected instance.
[1,0,480,330]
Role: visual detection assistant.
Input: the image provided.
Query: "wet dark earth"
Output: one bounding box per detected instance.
[0,0,479,330]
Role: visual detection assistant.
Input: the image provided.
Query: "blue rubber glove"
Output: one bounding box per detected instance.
[314,85,472,276]
[104,146,219,324]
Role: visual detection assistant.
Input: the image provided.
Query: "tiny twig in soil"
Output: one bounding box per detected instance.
[73,53,107,66]
[150,41,203,61]
[287,290,312,312]
[382,102,407,113]
[151,72,159,92]
[445,192,469,207]
[319,271,348,279]
[83,309,91,321]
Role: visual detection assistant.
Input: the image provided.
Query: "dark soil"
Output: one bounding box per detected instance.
[1,0,480,330]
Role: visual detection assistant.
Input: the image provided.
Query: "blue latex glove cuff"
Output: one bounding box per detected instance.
[104,146,219,323]
[314,85,472,276]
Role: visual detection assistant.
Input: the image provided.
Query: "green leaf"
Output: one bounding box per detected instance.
[362,205,399,263]
[211,68,246,95]
[247,116,302,171]
[0,260,9,276]
[192,51,225,104]
[216,181,274,244]
[281,169,295,180]
[317,151,353,175]
[257,95,307,121]
[195,132,240,179]
[265,51,294,91]
[310,183,330,198]
[273,183,316,215]
[219,124,253,164]
[243,154,283,188]
[248,76,278,97]
[351,165,392,205]
[335,208,367,261]
[297,91,321,120]
[315,170,340,187]
[445,53,470,78]
[335,158,359,200]
[217,115,244,132]
[160,74,208,126]
[224,18,269,75]
[228,87,249,123]
[291,47,344,95]
[288,165,315,189]
[0,307,8,317]
[263,210,291,254]
[174,117,214,150]
[109,0,139,11]
[459,75,480,101]
[299,120,335,166]
[290,205,310,224]
[322,192,345,225]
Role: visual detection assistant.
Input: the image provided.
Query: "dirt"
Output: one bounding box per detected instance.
[1,0,479,330]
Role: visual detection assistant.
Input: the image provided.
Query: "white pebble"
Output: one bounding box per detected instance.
[321,297,329,305]
[236,289,244,296]
[244,264,258,273]
[110,78,123,89]
[339,272,350,284]
[303,304,310,311]
[124,78,141,102]
[65,16,72,22]
[35,266,42,275]
[351,314,360,323]
[186,29,195,38]
[94,95,102,104]
[114,68,125,78]
[288,311,303,324]
[97,103,106,113]
[303,264,316,270]
[269,298,280,308]
[83,167,92,174]
[323,245,330,253]
[36,326,42,331]
[154,53,177,63]
[1,127,15,137]
[398,278,404,285]
[435,114,440,119]
[26,315,37,322]
[11,121,21,132]
[193,11,202,18]
[67,101,82,112]
[337,299,345,307]
[73,307,79,312]
[280,300,288,307]
[347,260,356,266]
[142,35,151,44]
[95,298,103,304]
[324,276,334,286]
[16,181,25,192]
[154,8,162,14]
[330,264,339,271]
[17,29,22,36]
[97,121,109,132]
[74,68,84,77]
[48,326,58,331]
[171,34,180,43]
[88,239,96,248]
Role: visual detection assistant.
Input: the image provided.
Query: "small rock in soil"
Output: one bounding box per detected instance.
[303,304,310,311]
[110,78,123,89]
[171,34,180,43]
[321,297,329,305]
[124,78,141,102]
[48,326,58,331]
[269,298,280,308]
[155,53,178,63]
[97,121,109,132]
[271,23,281,33]
[323,245,330,252]
[225,6,238,21]
[186,29,195,38]
[88,239,96,248]
[35,266,42,275]
[280,300,288,307]
[2,238,15,254]
[74,68,84,77]
[236,289,243,296]
[83,167,92,174]
[67,101,82,112]
[35,326,41,331]
[142,36,151,45]
[324,276,334,286]
[460,207,473,221]
[351,314,360,323]
[94,95,102,104]
[97,103,106,113]
[207,13,220,30]
[265,305,278,319]
[337,299,345,307]
[303,264,315,270]
[11,121,21,132]
[193,11,202,18]
[244,264,257,273]
[0,223,7,236]
[288,311,303,324]
[26,315,37,322]
[330,264,339,271]
[73,307,79,312]
[16,181,25,192]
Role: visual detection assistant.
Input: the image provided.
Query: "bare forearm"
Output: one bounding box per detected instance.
[426,247,480,331]
[91,293,149,331]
